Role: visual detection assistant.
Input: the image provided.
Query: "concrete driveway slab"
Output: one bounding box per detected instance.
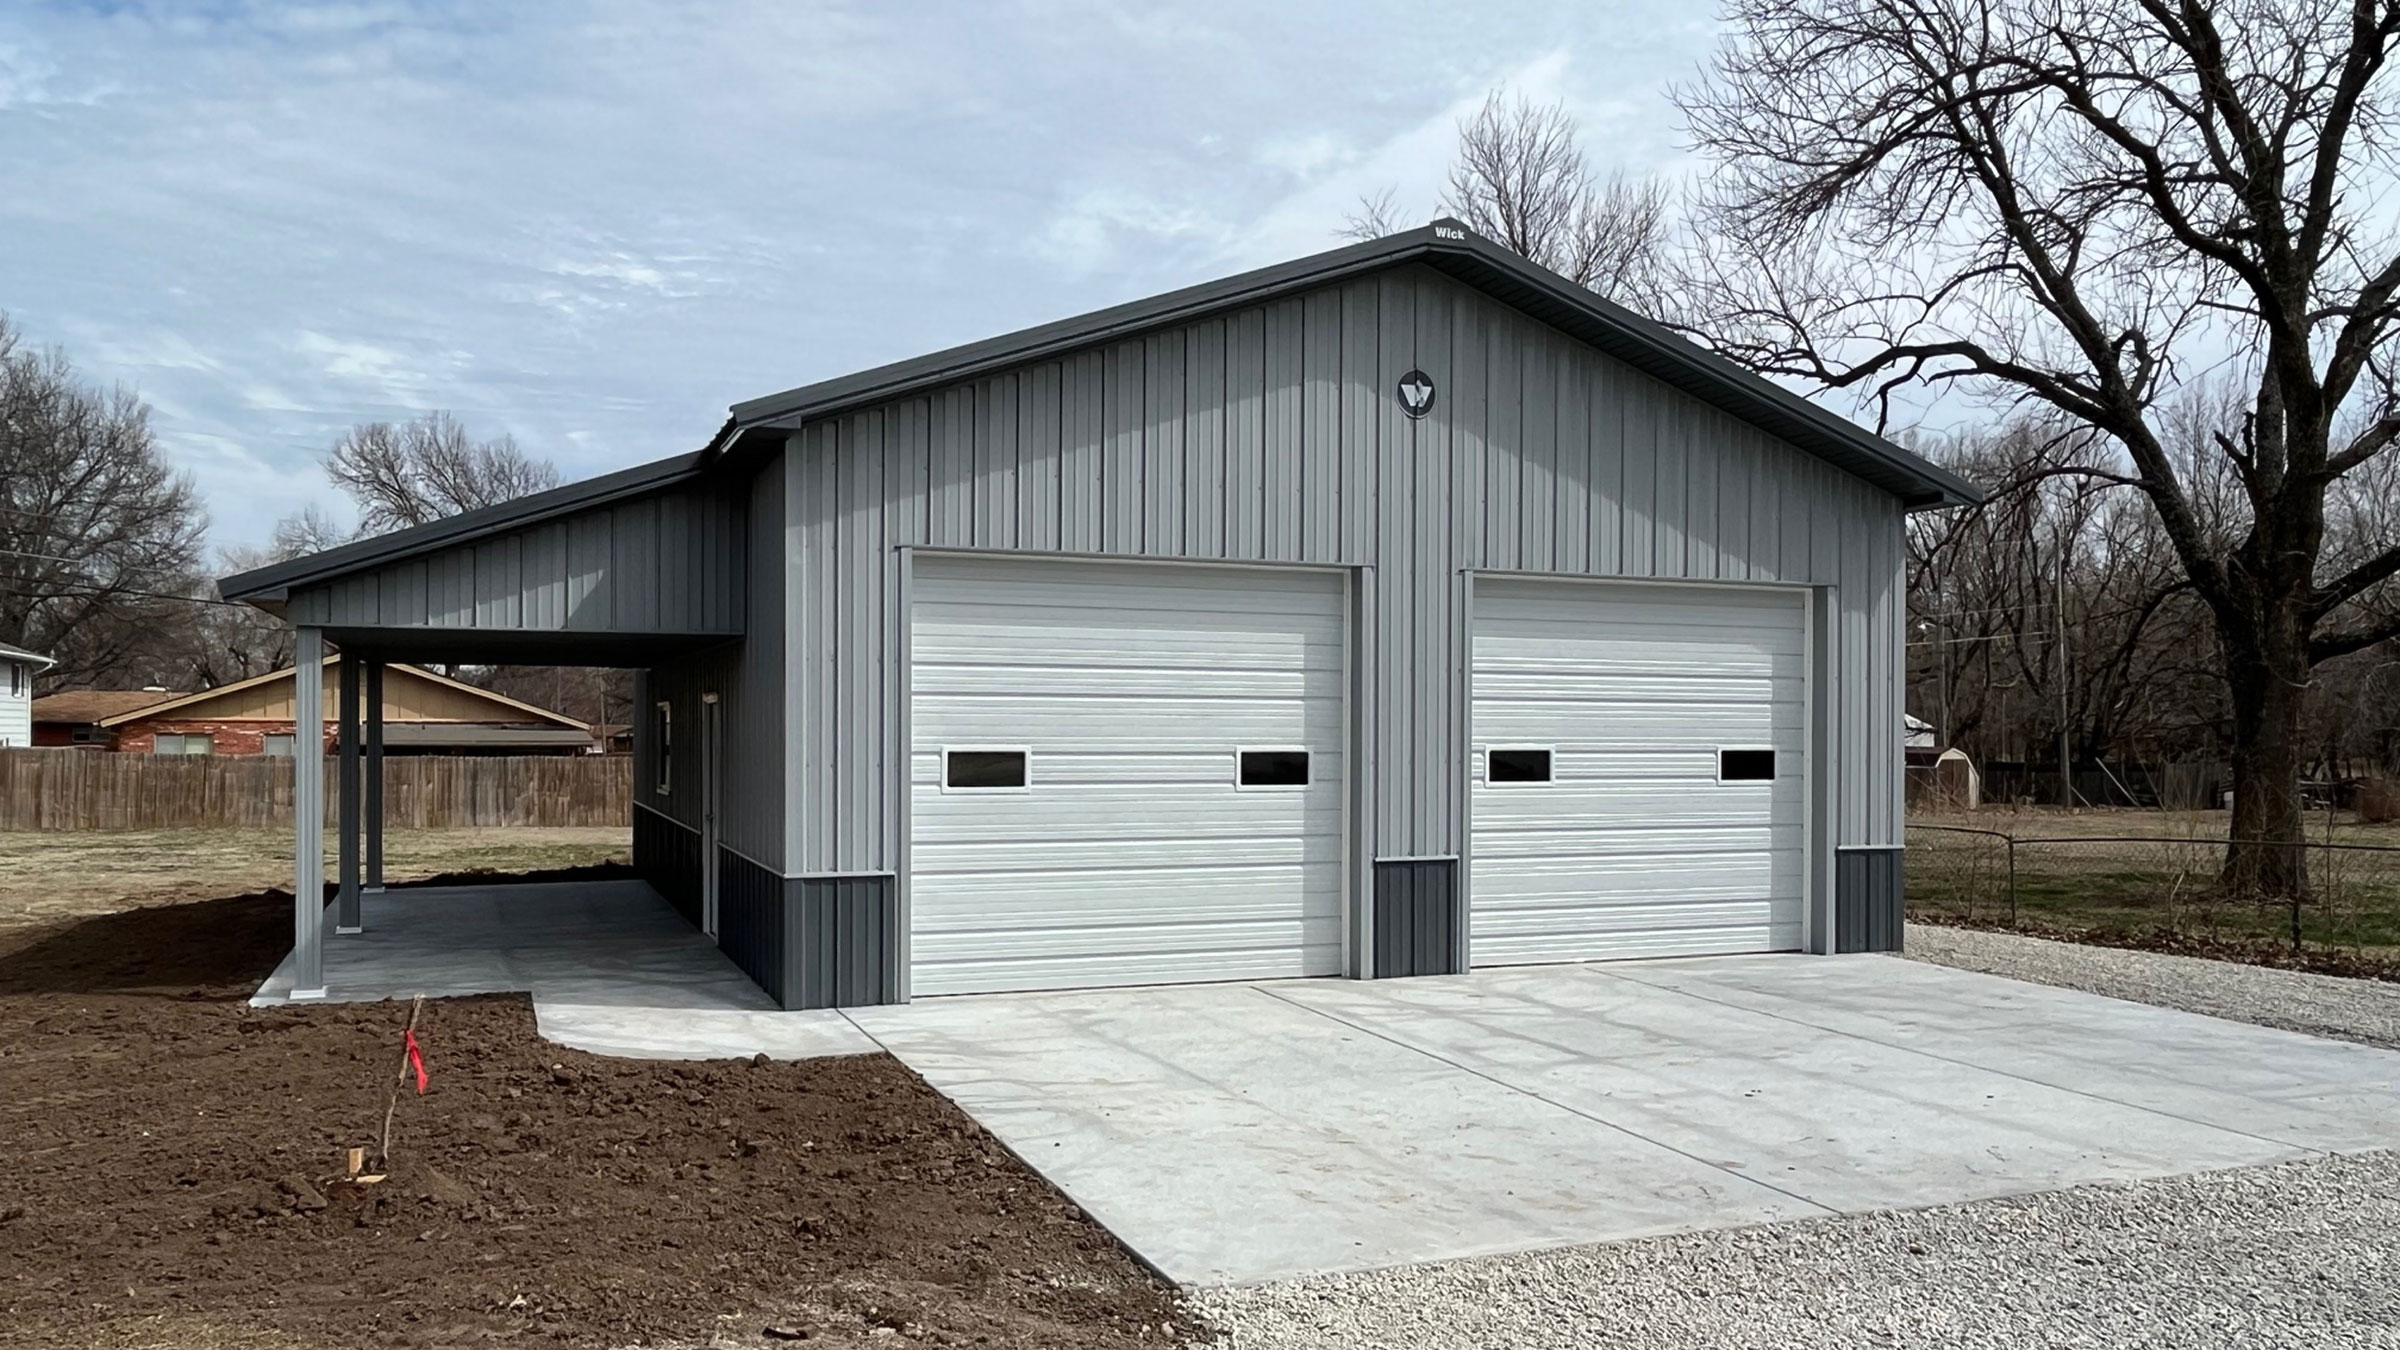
[252,881,880,1061]
[846,983,1818,1284]
[1272,965,2300,1213]
[1606,955,2400,1152]
[851,956,2400,1286]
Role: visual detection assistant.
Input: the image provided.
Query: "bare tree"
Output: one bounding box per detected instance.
[1341,91,1674,308]
[0,314,207,689]
[1681,0,2400,896]
[1444,92,1671,303]
[1343,187,1407,241]
[1909,420,2221,798]
[325,411,558,535]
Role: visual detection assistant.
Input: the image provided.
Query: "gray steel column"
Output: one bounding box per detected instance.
[290,626,327,998]
[335,651,362,934]
[364,660,385,892]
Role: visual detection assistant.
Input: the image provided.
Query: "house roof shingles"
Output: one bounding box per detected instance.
[30,690,182,724]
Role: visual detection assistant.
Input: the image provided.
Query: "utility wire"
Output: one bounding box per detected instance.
[0,583,251,611]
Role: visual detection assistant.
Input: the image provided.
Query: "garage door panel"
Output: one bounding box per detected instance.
[1473,786,1805,826]
[1473,851,1803,898]
[1471,706,1803,740]
[912,826,1343,867]
[1472,922,1802,966]
[1472,824,1804,858]
[912,557,1347,995]
[1472,579,1806,967]
[911,941,1340,997]
[913,701,1342,745]
[913,870,1344,927]
[916,641,1343,678]
[911,914,1343,962]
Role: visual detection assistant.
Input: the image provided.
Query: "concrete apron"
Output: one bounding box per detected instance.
[845,954,2400,1287]
[250,880,878,1061]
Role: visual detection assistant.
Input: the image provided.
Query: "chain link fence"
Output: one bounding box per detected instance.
[1908,824,2400,968]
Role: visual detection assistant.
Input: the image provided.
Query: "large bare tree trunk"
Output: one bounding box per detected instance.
[2221,612,2313,900]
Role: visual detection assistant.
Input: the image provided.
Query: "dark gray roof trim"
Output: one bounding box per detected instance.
[219,450,708,602]
[728,221,1982,509]
[221,222,1977,610]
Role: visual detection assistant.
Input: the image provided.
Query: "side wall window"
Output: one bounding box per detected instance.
[653,700,673,795]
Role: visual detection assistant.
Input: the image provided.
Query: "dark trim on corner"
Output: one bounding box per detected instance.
[713,856,898,1010]
[1835,845,1905,953]
[1373,858,1461,978]
[632,801,703,929]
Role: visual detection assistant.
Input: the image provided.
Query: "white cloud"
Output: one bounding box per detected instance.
[0,0,1721,552]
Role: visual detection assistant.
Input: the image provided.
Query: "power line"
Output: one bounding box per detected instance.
[0,583,250,611]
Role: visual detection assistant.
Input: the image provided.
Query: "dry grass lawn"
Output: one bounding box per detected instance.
[1911,803,2400,845]
[0,826,630,930]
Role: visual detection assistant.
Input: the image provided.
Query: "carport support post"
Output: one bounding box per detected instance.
[289,625,326,999]
[335,651,363,934]
[364,660,384,892]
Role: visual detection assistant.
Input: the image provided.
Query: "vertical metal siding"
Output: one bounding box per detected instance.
[1835,846,1906,952]
[781,263,1910,874]
[628,462,781,868]
[284,478,746,634]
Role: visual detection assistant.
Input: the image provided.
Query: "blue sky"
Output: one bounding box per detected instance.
[0,1,1713,551]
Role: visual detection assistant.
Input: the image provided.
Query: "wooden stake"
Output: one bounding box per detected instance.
[346,1147,365,1177]
[376,994,425,1170]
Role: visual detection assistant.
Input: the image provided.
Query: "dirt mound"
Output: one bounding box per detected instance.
[0,894,1198,1349]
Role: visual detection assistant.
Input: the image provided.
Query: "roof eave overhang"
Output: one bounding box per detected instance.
[716,223,1983,510]
[217,450,712,605]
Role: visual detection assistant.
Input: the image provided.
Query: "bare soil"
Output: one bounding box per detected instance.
[0,881,1197,1349]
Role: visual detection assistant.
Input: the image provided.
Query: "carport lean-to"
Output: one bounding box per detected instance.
[220,219,1979,1010]
[220,453,747,998]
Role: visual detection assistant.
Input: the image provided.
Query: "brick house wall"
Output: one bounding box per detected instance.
[111,719,331,755]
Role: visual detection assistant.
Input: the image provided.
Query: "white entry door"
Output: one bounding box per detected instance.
[1470,579,1807,964]
[909,556,1347,996]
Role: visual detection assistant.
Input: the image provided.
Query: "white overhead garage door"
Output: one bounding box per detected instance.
[1470,579,1807,964]
[909,556,1347,996]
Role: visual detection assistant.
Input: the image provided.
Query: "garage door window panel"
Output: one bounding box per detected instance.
[1485,747,1554,785]
[1236,748,1311,790]
[944,747,1031,793]
[1718,748,1777,782]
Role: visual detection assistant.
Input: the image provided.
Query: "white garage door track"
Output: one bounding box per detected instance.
[845,954,2400,1286]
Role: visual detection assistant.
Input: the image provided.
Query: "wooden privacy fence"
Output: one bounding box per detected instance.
[0,749,633,831]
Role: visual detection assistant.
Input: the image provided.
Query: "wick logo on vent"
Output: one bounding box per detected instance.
[1396,369,1436,418]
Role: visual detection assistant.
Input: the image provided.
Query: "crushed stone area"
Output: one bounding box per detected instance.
[1905,921,2400,1050]
[0,888,1194,1350]
[1198,1151,2400,1350]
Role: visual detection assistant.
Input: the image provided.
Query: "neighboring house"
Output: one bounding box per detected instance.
[222,219,1982,1008]
[0,641,58,748]
[37,660,596,755]
[28,688,183,747]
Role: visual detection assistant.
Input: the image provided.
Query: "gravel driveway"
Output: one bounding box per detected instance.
[1197,1151,2400,1349]
[1905,922,2400,1050]
[1199,931,2400,1348]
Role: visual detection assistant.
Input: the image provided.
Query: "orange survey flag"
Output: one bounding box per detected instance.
[404,1029,429,1094]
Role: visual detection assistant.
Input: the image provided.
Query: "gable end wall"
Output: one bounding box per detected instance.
[777,263,1906,875]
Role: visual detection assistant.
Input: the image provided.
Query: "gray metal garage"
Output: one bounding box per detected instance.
[222,218,1979,1007]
